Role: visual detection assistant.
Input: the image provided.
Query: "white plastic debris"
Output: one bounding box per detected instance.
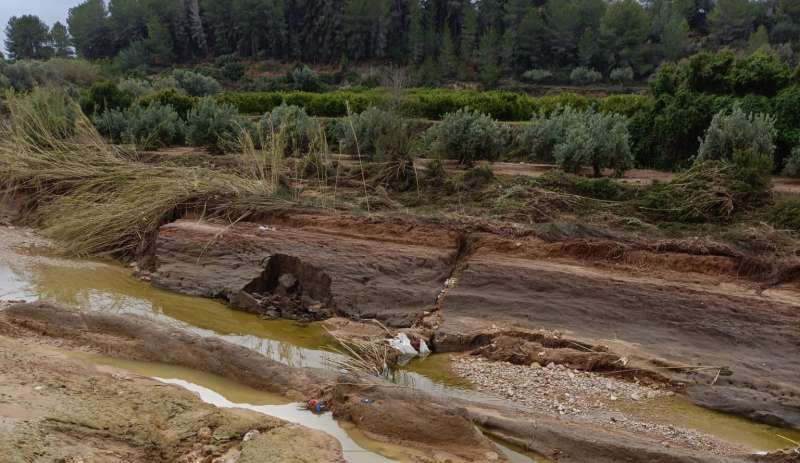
[418,339,431,356]
[389,333,417,356]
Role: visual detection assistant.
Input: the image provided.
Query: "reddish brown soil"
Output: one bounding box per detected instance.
[0,302,752,463]
[140,212,800,430]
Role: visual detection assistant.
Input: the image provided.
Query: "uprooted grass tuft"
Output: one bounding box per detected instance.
[637,161,755,223]
[0,89,289,256]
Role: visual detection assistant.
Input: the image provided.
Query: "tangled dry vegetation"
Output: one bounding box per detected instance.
[0,88,292,256]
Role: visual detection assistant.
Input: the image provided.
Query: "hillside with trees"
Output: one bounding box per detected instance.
[3,0,800,85]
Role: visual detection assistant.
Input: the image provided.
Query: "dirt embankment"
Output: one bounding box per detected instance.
[0,302,758,463]
[0,302,503,462]
[139,213,800,430]
[0,328,344,462]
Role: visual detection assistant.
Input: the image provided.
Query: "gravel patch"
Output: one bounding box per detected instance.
[453,356,743,455]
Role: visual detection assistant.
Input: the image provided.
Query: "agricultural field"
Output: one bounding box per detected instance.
[2,0,800,462]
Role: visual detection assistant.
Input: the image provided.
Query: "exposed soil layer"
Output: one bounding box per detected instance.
[141,214,800,430]
[0,302,503,462]
[0,333,344,463]
[147,218,458,327]
[0,302,769,463]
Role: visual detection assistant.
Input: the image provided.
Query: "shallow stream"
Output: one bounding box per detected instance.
[0,227,798,460]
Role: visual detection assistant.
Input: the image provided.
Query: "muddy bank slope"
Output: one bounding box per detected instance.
[0,302,502,462]
[0,302,753,463]
[147,217,458,327]
[441,251,800,429]
[0,334,344,463]
[143,215,800,430]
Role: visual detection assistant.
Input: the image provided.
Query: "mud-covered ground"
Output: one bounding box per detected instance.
[0,315,345,463]
[2,195,800,461]
[142,212,800,431]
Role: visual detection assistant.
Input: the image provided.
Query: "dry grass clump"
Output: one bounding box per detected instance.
[638,161,740,222]
[326,330,391,377]
[0,88,287,256]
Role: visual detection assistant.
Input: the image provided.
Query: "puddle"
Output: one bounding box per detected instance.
[0,227,797,456]
[76,353,531,463]
[622,395,800,452]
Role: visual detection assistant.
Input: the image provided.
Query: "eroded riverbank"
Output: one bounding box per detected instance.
[1,224,799,462]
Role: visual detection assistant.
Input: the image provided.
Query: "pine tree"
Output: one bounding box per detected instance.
[746,25,770,53]
[661,14,689,61]
[409,0,425,64]
[440,24,457,78]
[478,27,499,85]
[5,15,53,60]
[50,21,73,58]
[459,2,477,63]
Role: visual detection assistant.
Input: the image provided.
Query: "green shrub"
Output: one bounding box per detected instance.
[537,170,634,201]
[186,97,243,153]
[609,66,634,85]
[43,58,99,87]
[122,103,185,150]
[519,107,586,162]
[766,196,800,231]
[286,65,324,92]
[220,61,246,82]
[697,106,777,169]
[598,94,654,118]
[80,81,134,116]
[783,145,800,177]
[402,89,536,120]
[422,107,501,165]
[173,69,222,97]
[773,86,800,155]
[118,78,154,99]
[137,89,197,117]
[727,50,791,96]
[535,93,591,115]
[338,107,401,160]
[218,90,385,116]
[94,108,127,143]
[117,41,151,71]
[570,67,602,86]
[553,110,633,177]
[461,166,495,190]
[260,103,317,154]
[522,69,553,83]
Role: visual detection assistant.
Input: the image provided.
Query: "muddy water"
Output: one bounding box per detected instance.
[0,230,798,455]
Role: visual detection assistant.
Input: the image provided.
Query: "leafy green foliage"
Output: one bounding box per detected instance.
[552,110,633,177]
[94,108,128,143]
[522,69,553,83]
[5,15,53,60]
[782,146,800,177]
[137,89,198,118]
[80,81,134,116]
[260,104,318,154]
[766,196,800,231]
[122,103,185,150]
[422,108,501,165]
[697,107,777,169]
[186,97,243,153]
[337,107,401,160]
[570,67,602,86]
[172,69,222,97]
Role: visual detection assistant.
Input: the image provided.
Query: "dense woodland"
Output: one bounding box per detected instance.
[3,0,800,83]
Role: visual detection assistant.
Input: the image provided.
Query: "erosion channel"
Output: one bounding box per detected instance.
[0,220,799,462]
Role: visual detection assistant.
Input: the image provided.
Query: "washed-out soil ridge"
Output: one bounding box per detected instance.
[0,302,758,463]
[138,211,800,431]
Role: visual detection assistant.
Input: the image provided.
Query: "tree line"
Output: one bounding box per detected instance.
[4,0,800,83]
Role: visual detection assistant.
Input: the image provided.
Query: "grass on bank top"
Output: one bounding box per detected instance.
[0,88,292,257]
